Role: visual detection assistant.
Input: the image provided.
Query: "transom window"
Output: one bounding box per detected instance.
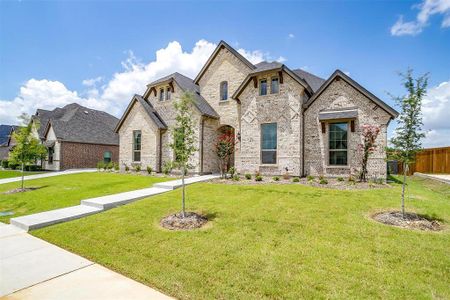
[329,123,348,165]
[103,151,112,163]
[259,79,267,96]
[271,77,279,94]
[166,88,171,100]
[220,81,228,101]
[261,123,277,164]
[133,130,141,162]
[159,89,164,101]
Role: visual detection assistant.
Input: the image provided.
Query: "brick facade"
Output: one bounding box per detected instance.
[59,141,119,170]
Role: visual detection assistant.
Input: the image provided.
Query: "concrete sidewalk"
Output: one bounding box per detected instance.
[0,169,97,185]
[0,223,172,299]
[414,172,450,184]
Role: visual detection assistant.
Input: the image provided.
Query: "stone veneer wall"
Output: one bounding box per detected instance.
[118,101,160,171]
[303,78,391,178]
[237,71,306,176]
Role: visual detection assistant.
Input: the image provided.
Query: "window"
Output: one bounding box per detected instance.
[329,123,348,165]
[220,81,228,101]
[133,130,141,162]
[261,123,277,164]
[271,77,279,94]
[103,151,112,163]
[159,89,164,101]
[259,79,267,96]
[166,88,171,100]
[48,147,54,164]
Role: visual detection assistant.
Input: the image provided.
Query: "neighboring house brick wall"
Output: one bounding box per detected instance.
[60,141,118,170]
[238,71,306,176]
[304,78,391,178]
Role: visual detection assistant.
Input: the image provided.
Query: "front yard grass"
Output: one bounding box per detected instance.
[34,176,450,299]
[0,170,44,179]
[0,172,170,223]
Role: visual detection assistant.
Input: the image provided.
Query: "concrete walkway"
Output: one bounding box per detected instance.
[10,174,219,231]
[0,223,172,299]
[0,169,97,185]
[414,172,450,184]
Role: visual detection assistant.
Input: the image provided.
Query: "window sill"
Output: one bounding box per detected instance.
[260,164,278,167]
[326,165,350,169]
[219,100,230,104]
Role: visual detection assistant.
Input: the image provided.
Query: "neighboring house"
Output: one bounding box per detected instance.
[0,125,19,162]
[116,41,398,178]
[31,103,119,170]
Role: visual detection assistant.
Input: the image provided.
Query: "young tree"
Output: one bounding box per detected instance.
[169,92,198,218]
[388,69,428,217]
[358,124,381,182]
[9,114,47,191]
[215,129,237,178]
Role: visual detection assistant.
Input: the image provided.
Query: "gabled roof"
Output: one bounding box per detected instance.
[145,72,219,119]
[193,40,256,84]
[115,94,167,133]
[232,62,315,100]
[303,70,399,118]
[36,103,119,145]
[0,125,18,147]
[292,69,326,93]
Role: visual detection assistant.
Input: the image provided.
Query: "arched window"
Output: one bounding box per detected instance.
[103,151,112,163]
[220,81,228,101]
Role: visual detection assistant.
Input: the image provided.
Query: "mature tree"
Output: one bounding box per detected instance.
[9,114,47,191]
[388,69,428,217]
[358,124,381,182]
[215,129,237,178]
[169,92,198,218]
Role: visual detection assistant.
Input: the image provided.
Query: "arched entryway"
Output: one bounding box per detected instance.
[217,125,235,172]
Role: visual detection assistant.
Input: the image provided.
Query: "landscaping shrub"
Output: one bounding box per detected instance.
[319,175,324,181]
[292,177,300,182]
[273,176,280,181]
[255,170,261,177]
[348,175,355,183]
[96,161,105,170]
[1,160,8,168]
[232,174,240,181]
[147,166,152,175]
[255,175,263,182]
[337,176,344,182]
[307,175,314,181]
[9,163,18,170]
[134,165,141,172]
[228,166,236,178]
[124,164,130,172]
[113,163,119,171]
[28,165,40,171]
[245,173,252,180]
[162,161,173,175]
[320,178,328,184]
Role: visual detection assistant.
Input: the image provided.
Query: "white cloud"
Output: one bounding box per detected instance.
[288,33,295,39]
[0,40,283,125]
[391,0,450,36]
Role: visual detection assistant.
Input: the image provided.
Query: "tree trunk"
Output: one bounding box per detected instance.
[181,164,186,218]
[21,162,24,191]
[401,162,406,218]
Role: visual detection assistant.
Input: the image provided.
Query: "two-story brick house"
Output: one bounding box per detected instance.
[116,41,398,178]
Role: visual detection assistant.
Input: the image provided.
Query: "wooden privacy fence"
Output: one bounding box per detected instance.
[396,146,450,175]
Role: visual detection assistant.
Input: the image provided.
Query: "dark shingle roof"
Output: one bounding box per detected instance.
[34,103,119,145]
[254,61,283,72]
[148,72,219,119]
[135,95,167,129]
[292,69,326,93]
[0,125,19,147]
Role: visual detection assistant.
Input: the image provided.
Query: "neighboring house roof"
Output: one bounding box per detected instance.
[232,62,315,100]
[147,72,219,119]
[193,40,256,84]
[37,103,119,145]
[303,70,399,118]
[115,94,167,132]
[0,125,18,147]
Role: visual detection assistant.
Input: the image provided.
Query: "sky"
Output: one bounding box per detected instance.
[0,0,449,147]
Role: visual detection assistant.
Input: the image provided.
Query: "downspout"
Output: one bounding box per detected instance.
[200,117,205,174]
[159,130,163,173]
[301,100,305,177]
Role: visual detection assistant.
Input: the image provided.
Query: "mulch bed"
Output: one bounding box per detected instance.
[210,176,390,190]
[160,212,208,230]
[2,187,40,194]
[372,211,443,231]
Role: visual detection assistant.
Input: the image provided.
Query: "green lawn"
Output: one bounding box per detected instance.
[34,176,450,299]
[0,172,171,223]
[0,170,44,179]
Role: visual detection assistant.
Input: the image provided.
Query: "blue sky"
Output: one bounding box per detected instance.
[1,0,449,146]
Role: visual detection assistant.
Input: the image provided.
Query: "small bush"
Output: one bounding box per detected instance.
[337,176,344,182]
[28,165,40,171]
[1,160,8,168]
[162,161,173,175]
[273,176,280,181]
[228,166,236,177]
[106,162,113,170]
[245,173,252,180]
[255,170,261,177]
[134,164,141,172]
[10,163,18,170]
[292,177,300,182]
[319,175,324,181]
[113,162,119,171]
[255,175,263,182]
[232,174,240,181]
[307,175,314,181]
[124,164,130,172]
[320,178,328,184]
[348,175,355,183]
[97,161,105,170]
[146,166,152,175]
